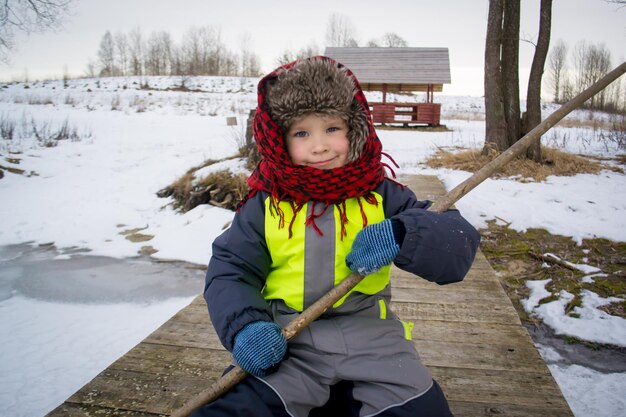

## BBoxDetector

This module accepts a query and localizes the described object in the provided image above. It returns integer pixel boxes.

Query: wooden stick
[171,61,626,417]
[529,251,581,272]
[171,274,365,417]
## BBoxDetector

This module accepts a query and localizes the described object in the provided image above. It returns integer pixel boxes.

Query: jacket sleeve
[380,180,481,285]
[204,193,273,351]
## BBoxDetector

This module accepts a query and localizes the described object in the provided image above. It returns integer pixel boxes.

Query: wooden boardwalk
[47,175,574,417]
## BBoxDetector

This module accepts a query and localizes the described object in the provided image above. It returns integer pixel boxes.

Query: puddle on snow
[0,243,206,303]
[524,323,626,373]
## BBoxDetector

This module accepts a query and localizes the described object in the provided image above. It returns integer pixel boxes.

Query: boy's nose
[310,135,329,153]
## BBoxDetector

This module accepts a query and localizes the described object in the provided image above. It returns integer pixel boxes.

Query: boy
[193,57,480,417]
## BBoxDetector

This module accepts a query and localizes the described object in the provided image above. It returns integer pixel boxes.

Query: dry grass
[555,116,616,130]
[425,146,620,181]
[158,159,249,212]
[443,111,485,122]
[375,124,452,132]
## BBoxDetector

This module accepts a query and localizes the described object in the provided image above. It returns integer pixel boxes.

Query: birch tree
[97,31,115,77]
[548,39,568,103]
[325,13,358,47]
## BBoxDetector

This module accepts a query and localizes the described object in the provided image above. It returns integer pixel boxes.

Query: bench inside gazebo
[324,47,451,126]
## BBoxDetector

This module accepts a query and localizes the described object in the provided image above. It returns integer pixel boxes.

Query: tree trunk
[483,0,508,155]
[502,0,521,149]
[524,0,552,162]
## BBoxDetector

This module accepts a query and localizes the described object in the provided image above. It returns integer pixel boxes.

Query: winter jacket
[204,178,480,352]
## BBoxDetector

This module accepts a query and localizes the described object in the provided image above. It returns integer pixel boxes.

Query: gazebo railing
[369,102,441,126]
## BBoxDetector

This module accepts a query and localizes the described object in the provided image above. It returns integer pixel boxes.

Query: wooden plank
[391,300,521,325]
[409,320,533,346]
[63,368,203,415]
[392,286,513,306]
[448,400,575,417]
[108,343,231,378]
[415,339,548,373]
[47,403,164,417]
[431,366,570,409]
[143,319,223,350]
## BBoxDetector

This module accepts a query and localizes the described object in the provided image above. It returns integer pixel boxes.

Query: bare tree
[548,39,567,103]
[145,31,172,75]
[380,32,408,47]
[181,26,225,75]
[275,49,296,66]
[325,13,358,47]
[524,0,552,161]
[221,50,239,76]
[298,42,321,59]
[501,0,521,149]
[484,0,507,153]
[204,27,224,75]
[0,0,74,63]
[114,32,129,76]
[128,28,144,76]
[181,26,203,75]
[275,42,321,66]
[572,41,614,109]
[84,59,97,78]
[483,0,553,162]
[240,33,261,77]
[97,31,115,77]
[169,45,184,77]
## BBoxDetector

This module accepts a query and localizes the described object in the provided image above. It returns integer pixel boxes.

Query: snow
[525,283,626,348]
[0,296,193,417]
[536,344,626,417]
[1,76,625,417]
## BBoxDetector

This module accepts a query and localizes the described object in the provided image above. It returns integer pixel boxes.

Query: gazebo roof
[323,47,451,93]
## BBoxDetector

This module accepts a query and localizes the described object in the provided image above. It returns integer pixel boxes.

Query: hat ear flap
[347,102,369,162]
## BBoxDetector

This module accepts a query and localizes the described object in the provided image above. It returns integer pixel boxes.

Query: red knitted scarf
[241,59,398,238]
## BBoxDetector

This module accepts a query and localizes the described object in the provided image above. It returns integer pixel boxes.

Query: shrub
[0,114,16,140]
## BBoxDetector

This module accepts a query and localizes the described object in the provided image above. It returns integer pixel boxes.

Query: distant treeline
[89,26,264,78]
[88,23,624,113]
[547,40,624,113]
[86,14,409,80]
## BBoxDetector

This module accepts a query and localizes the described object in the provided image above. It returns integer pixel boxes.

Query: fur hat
[265,58,370,162]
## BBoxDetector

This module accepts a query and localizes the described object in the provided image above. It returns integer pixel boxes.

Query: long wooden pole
[171,61,625,417]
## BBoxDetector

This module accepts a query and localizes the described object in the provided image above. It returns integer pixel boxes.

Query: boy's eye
[294,131,309,138]
[327,127,341,133]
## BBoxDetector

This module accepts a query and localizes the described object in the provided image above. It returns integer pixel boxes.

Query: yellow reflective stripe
[263,191,392,311]
[401,320,414,340]
[263,199,306,311]
[378,299,387,320]
[333,192,390,308]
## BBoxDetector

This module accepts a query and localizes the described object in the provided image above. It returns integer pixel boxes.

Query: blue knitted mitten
[232,321,287,378]
[346,219,401,276]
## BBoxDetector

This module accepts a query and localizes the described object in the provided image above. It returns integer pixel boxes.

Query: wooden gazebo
[324,47,451,126]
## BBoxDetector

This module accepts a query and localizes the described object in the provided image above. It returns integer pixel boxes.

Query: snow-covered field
[1,76,625,417]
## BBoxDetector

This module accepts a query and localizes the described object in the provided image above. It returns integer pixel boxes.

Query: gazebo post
[382,83,388,104]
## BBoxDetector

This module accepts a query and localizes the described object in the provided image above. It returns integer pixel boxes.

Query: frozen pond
[0,244,205,417]
[0,243,205,303]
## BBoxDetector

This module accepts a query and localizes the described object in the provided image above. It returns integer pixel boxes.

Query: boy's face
[284,114,350,170]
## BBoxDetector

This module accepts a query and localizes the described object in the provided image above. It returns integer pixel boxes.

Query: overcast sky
[1,0,624,96]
